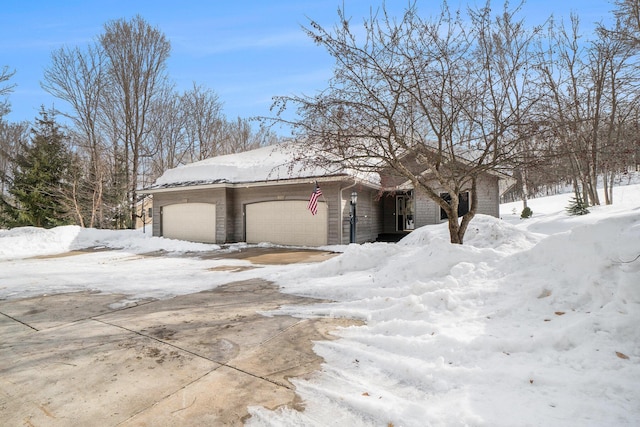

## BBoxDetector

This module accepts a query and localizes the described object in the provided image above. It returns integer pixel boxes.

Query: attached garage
[162,202,217,243]
[245,200,328,246]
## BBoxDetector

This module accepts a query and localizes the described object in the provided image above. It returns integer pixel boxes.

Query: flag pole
[316,180,327,203]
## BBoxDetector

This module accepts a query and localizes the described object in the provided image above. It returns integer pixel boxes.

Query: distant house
[142,143,502,246]
[134,195,153,230]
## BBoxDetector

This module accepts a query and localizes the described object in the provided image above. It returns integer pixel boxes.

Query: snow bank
[0,225,220,260]
[0,226,81,259]
[253,205,640,426]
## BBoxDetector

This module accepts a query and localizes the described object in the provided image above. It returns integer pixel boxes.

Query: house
[134,195,153,231]
[142,143,502,246]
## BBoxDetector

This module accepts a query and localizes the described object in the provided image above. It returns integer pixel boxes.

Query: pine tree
[520,206,533,218]
[566,194,590,216]
[0,108,73,228]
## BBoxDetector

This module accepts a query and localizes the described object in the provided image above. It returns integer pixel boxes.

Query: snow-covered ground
[1,183,639,426]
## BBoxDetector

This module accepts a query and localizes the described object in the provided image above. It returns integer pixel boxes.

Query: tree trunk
[607,171,615,204]
[521,167,529,210]
[447,216,463,244]
[130,144,139,229]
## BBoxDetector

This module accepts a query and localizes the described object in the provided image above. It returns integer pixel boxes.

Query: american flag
[307,182,322,215]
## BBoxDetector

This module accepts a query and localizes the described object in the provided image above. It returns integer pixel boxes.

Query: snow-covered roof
[147,143,380,190]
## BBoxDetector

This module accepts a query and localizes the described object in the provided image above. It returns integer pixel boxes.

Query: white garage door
[246,200,327,246]
[162,203,217,243]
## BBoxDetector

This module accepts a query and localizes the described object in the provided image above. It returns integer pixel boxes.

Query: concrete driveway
[0,248,354,426]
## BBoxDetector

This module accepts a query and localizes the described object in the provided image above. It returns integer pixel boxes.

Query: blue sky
[1,0,615,131]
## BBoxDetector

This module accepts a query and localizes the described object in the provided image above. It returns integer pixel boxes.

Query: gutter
[140,174,381,194]
[139,175,355,194]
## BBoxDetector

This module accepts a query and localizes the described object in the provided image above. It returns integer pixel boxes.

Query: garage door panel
[163,202,217,243]
[246,201,327,246]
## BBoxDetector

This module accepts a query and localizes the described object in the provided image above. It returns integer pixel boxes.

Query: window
[440,191,470,220]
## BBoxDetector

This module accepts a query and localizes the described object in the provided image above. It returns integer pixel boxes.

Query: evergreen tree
[0,108,73,228]
[566,195,590,216]
[521,206,533,219]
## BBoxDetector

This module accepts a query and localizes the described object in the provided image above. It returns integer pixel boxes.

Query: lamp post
[350,191,358,243]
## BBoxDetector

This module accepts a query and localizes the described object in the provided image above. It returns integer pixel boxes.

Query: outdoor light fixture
[350,191,358,243]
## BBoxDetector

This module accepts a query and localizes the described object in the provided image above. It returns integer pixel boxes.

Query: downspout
[339,180,357,244]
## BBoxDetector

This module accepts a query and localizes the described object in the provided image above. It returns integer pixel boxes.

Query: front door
[396,193,415,231]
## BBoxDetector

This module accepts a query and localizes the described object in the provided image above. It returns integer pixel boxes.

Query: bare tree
[608,0,640,49]
[0,66,16,118]
[250,122,281,148]
[0,121,28,196]
[594,24,639,204]
[270,1,538,244]
[224,117,256,154]
[146,85,186,180]
[534,16,594,205]
[42,45,108,227]
[600,0,640,192]
[35,16,276,228]
[181,83,225,161]
[100,106,128,229]
[99,15,171,228]
[469,2,543,213]
[535,13,639,206]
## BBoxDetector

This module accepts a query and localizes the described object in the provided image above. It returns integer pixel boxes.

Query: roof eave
[140,174,381,194]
